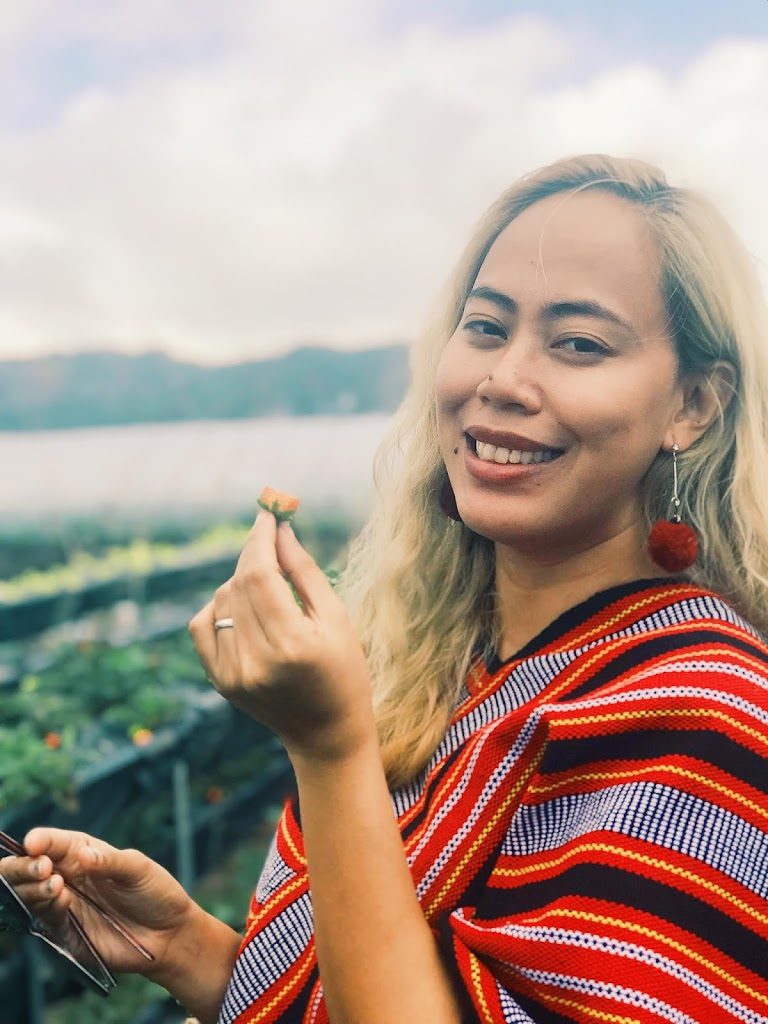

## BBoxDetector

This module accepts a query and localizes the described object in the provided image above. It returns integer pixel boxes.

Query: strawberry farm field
[0,511,354,1024]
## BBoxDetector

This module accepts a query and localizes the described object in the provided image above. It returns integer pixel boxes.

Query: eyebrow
[466,286,637,336]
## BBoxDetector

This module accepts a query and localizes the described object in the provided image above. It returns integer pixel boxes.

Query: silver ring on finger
[214,617,235,630]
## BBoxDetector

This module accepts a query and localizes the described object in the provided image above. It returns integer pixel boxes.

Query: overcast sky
[0,0,766,365]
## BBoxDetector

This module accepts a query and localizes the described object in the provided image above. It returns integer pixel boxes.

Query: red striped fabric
[218,578,768,1024]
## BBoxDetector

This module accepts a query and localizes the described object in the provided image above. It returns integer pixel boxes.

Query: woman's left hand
[188,511,376,765]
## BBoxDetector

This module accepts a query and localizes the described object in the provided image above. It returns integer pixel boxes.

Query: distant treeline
[0,344,409,430]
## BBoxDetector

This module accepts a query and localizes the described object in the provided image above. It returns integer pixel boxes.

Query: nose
[475,345,543,412]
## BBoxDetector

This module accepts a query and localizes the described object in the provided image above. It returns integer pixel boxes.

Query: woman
[2,154,768,1024]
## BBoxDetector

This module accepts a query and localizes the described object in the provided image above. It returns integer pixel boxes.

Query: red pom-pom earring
[648,442,698,571]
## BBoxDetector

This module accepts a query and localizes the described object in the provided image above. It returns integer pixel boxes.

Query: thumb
[275,521,335,616]
[79,843,147,884]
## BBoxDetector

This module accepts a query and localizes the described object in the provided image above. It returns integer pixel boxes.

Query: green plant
[0,724,77,810]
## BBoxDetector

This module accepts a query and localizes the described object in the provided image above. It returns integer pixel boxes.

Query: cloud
[0,4,765,364]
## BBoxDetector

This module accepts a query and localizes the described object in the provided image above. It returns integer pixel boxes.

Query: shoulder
[539,584,768,779]
[558,581,768,700]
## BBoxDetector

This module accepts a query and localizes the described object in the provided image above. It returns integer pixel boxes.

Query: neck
[493,519,674,662]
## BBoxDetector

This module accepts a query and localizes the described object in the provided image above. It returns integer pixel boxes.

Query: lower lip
[463,441,565,482]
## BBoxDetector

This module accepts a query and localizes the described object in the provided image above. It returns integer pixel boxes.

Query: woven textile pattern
[218,578,768,1024]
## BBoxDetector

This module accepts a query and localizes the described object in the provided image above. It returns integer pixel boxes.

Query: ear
[664,360,738,451]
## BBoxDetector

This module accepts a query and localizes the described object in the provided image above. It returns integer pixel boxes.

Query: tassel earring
[648,443,698,571]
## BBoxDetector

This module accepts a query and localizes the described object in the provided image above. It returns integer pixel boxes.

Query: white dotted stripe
[218,893,314,1023]
[504,781,768,897]
[452,914,765,1024]
[511,967,698,1024]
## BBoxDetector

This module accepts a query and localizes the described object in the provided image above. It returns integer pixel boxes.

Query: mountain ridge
[0,344,410,431]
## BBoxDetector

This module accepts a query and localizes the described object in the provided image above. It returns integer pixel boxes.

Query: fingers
[22,828,126,883]
[188,597,218,679]
[24,827,100,865]
[234,512,305,639]
[1,853,70,914]
[275,520,336,618]
[4,831,148,891]
[1,852,51,886]
[77,843,148,885]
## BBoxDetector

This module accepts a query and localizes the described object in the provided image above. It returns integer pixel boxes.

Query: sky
[0,0,766,366]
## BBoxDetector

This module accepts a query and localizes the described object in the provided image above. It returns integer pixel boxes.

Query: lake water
[0,414,395,523]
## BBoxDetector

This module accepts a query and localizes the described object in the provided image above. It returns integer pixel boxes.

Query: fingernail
[45,877,55,895]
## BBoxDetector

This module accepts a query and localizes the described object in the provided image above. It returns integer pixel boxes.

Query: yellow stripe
[403,732,484,851]
[280,809,306,867]
[551,707,768,747]
[494,841,768,929]
[243,942,316,1023]
[545,992,642,1024]
[538,907,768,1009]
[529,764,768,824]
[468,949,496,1024]
[259,874,306,920]
[592,642,768,699]
[424,751,543,918]
[572,593,752,653]
[535,628,765,710]
[565,587,695,648]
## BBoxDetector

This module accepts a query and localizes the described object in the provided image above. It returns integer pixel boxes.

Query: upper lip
[465,425,564,453]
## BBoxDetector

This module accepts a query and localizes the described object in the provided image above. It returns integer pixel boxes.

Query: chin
[461,510,543,547]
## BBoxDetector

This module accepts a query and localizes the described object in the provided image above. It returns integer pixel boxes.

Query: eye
[556,336,610,356]
[463,319,506,339]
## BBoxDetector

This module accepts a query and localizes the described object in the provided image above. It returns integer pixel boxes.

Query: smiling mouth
[465,433,566,466]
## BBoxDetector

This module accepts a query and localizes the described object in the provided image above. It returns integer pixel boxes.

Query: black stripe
[280,968,319,1024]
[513,992,578,1024]
[478,863,768,977]
[537,728,768,797]
[485,577,689,672]
[563,627,767,702]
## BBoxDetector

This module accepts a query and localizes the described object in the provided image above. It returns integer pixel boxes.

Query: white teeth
[472,439,559,465]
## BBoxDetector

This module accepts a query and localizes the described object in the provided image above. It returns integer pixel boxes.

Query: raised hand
[188,511,376,766]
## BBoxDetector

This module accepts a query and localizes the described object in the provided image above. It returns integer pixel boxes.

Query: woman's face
[435,189,686,555]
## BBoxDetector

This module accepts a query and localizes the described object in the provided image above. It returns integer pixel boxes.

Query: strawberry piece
[258,486,300,522]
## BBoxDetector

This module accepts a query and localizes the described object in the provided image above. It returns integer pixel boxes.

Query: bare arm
[146,903,242,1024]
[289,729,464,1024]
[187,513,465,1023]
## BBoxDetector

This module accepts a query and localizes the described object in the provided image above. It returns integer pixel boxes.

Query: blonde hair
[337,154,768,789]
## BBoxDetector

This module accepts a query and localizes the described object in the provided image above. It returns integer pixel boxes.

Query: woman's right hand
[0,827,194,977]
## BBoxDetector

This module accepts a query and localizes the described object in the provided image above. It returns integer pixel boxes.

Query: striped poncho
[218,577,768,1024]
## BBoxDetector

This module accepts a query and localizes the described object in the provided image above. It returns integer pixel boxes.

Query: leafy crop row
[0,524,250,603]
[0,632,205,812]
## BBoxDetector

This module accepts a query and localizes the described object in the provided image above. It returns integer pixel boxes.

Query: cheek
[434,345,468,414]
[560,370,671,448]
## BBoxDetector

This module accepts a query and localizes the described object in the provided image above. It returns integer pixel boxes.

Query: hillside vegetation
[0,344,409,430]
